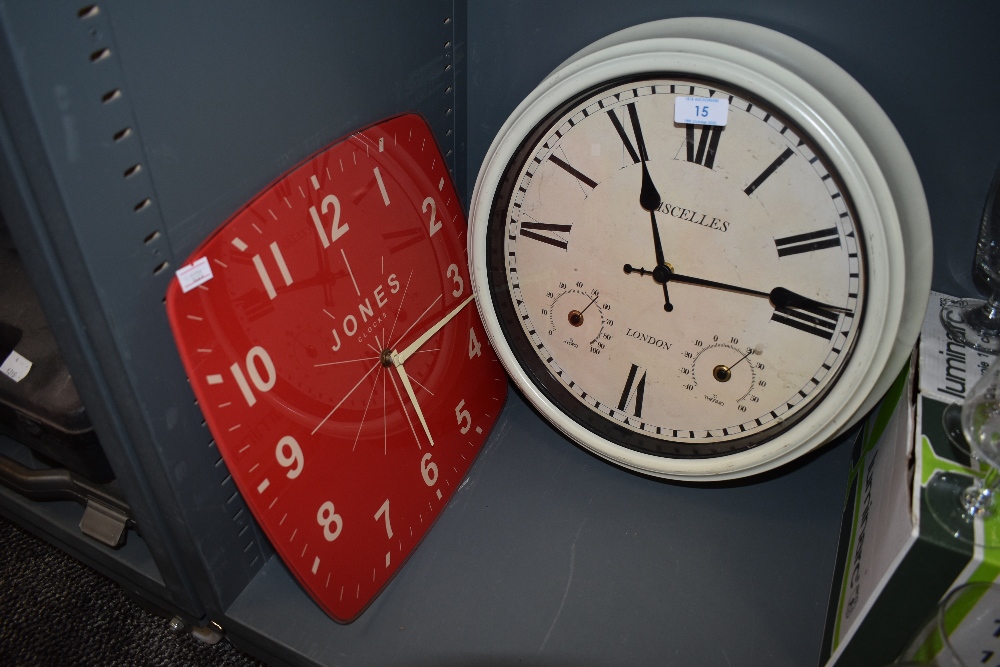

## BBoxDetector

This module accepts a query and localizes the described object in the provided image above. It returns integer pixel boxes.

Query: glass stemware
[940,162,1000,353]
[895,581,1000,666]
[926,355,1000,542]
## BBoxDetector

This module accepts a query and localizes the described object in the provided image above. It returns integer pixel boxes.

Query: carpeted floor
[0,515,267,667]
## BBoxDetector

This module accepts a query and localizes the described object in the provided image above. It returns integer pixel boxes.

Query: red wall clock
[166,114,508,622]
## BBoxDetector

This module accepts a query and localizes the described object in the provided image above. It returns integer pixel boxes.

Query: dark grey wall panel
[105,2,458,258]
[466,1,1000,299]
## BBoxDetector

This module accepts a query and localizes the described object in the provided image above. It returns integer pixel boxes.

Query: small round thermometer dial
[168,114,507,622]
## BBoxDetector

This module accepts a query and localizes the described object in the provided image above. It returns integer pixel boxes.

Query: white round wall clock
[468,17,932,480]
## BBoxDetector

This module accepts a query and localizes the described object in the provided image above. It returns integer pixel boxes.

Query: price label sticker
[176,256,213,293]
[674,97,728,126]
[1,350,32,383]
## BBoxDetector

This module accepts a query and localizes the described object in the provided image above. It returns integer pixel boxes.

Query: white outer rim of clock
[468,18,931,480]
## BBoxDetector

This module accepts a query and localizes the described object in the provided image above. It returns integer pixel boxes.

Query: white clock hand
[389,354,435,446]
[395,293,475,365]
[385,293,476,446]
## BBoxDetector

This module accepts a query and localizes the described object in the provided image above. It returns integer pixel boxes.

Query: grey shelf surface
[223,390,855,667]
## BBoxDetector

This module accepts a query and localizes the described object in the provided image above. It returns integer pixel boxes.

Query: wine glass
[925,354,1000,543]
[895,581,1000,665]
[940,162,1000,353]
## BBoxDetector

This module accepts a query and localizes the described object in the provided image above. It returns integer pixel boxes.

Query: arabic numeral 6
[230,346,276,407]
[317,501,343,541]
[421,452,438,486]
[455,399,472,434]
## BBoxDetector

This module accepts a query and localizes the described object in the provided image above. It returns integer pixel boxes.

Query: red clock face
[166,114,508,622]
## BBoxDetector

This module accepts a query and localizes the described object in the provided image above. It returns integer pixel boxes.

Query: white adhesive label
[1,350,31,383]
[674,96,728,126]
[176,257,214,293]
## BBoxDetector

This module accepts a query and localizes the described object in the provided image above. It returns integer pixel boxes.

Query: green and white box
[821,292,1000,666]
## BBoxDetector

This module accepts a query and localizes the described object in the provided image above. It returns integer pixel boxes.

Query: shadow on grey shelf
[508,382,861,490]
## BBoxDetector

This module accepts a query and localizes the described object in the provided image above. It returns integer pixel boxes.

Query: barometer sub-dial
[683,340,762,408]
[544,282,614,352]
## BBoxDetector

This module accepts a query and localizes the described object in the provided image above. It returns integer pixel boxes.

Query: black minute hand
[627,104,673,312]
[621,264,850,314]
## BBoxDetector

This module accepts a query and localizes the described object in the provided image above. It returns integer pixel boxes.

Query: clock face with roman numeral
[484,74,865,459]
[167,114,507,622]
[470,18,933,480]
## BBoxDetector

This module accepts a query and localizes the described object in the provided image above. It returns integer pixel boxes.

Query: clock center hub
[380,349,394,368]
[652,264,673,285]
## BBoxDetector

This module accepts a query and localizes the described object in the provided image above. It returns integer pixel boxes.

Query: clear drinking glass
[940,162,1000,353]
[926,354,1000,542]
[895,581,1000,665]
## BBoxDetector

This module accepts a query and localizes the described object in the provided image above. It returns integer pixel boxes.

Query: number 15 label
[674,96,729,127]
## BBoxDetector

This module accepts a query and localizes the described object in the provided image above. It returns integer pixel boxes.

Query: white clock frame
[469,17,931,480]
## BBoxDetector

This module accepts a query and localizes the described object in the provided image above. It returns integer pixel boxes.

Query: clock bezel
[469,18,931,480]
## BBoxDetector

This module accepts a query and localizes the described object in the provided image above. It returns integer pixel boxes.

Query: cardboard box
[820,293,1000,666]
